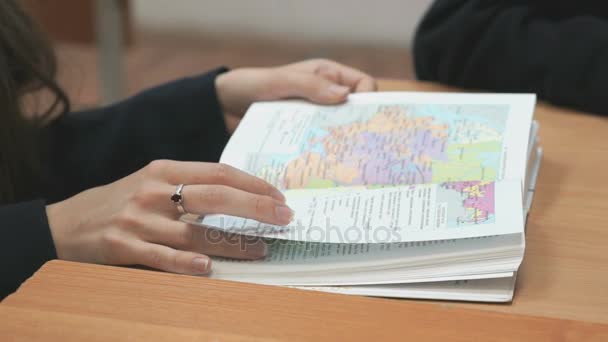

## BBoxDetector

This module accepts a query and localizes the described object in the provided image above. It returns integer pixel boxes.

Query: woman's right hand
[45,160,292,275]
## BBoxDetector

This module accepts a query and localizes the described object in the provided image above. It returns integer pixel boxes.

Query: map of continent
[278,104,508,190]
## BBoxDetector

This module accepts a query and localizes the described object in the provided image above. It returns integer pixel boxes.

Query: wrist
[45,200,71,260]
[214,71,232,115]
[215,71,243,134]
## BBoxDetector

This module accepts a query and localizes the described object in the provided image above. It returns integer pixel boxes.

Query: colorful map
[438,181,496,226]
[244,103,509,226]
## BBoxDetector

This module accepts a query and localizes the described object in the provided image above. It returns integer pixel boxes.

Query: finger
[313,60,377,92]
[129,239,212,275]
[140,217,268,260]
[146,160,285,202]
[314,64,342,84]
[272,71,350,104]
[352,76,377,92]
[182,184,294,225]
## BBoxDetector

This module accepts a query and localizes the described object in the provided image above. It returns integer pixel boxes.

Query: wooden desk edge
[0,260,608,337]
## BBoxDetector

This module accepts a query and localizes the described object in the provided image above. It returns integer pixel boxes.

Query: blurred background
[22,0,432,109]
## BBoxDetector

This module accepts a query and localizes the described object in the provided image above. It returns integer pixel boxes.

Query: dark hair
[0,0,70,204]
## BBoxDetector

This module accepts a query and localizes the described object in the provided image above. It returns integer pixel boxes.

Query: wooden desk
[2,80,608,341]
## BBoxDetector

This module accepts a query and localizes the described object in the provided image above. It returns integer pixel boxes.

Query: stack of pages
[189,92,542,302]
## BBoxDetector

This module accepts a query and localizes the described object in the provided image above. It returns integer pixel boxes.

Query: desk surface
[2,79,608,341]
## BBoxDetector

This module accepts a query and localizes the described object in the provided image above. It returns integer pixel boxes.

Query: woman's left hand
[215,59,377,133]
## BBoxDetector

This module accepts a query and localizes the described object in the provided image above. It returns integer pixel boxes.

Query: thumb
[274,71,350,104]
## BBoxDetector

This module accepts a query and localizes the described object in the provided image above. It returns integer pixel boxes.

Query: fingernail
[192,257,210,273]
[328,84,349,97]
[270,188,286,203]
[275,205,294,224]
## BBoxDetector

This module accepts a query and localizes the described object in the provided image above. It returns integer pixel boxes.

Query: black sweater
[414,0,608,115]
[1,68,229,299]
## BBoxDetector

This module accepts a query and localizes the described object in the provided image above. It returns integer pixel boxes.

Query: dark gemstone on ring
[171,193,182,203]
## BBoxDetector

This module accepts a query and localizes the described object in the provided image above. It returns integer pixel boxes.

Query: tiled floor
[55,31,414,108]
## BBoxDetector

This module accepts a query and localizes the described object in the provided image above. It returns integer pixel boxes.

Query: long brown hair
[0,0,70,204]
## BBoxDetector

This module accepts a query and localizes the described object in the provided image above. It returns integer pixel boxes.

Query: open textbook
[186,92,541,302]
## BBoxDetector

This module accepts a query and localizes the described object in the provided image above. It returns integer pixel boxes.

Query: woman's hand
[46,160,291,275]
[215,59,377,133]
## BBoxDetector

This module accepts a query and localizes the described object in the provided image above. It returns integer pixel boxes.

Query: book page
[221,92,535,187]
[202,180,524,243]
[208,230,524,285]
[209,233,523,278]
[197,92,534,242]
[525,147,542,214]
[296,276,516,302]
[233,234,522,267]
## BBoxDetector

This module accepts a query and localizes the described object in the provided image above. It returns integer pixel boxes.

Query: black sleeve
[1,68,230,299]
[1,201,56,299]
[413,0,608,115]
[46,67,230,201]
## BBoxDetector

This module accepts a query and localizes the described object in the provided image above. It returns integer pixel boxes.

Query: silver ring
[171,184,187,214]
